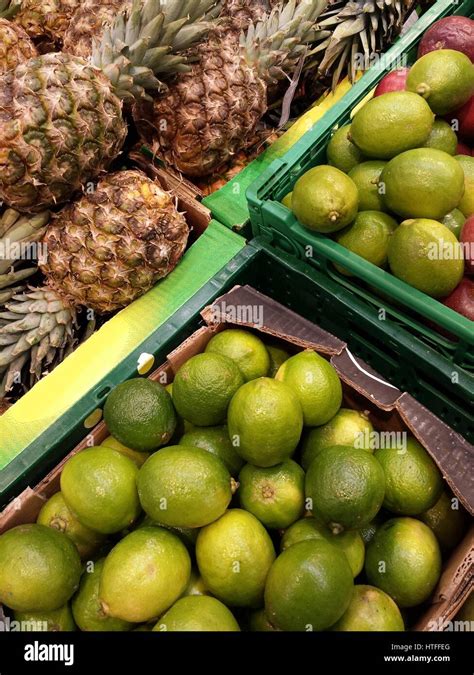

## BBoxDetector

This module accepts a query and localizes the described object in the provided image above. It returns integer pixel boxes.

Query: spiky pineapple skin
[14,0,79,45]
[63,0,128,59]
[152,41,267,177]
[220,0,270,32]
[41,170,189,313]
[0,18,37,74]
[0,52,127,212]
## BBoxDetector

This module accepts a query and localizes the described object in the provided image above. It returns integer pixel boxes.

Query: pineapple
[0,0,217,213]
[308,0,416,89]
[149,0,327,177]
[13,0,79,47]
[63,0,128,59]
[42,170,189,313]
[0,169,189,395]
[0,0,37,74]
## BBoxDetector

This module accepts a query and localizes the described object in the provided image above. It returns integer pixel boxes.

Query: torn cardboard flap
[414,525,473,630]
[202,285,346,356]
[398,395,474,514]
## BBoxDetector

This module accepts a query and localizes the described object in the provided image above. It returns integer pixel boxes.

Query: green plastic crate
[247,0,474,378]
[1,238,472,507]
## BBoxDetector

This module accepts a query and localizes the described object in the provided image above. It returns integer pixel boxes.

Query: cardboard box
[1,285,472,631]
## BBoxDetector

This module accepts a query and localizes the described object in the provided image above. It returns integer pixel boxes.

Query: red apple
[443,278,474,322]
[460,216,474,275]
[418,16,474,62]
[456,142,472,156]
[374,68,409,97]
[447,96,474,146]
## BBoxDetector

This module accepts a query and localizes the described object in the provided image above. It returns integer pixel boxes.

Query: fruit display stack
[0,0,473,647]
[284,14,474,326]
[0,0,418,402]
[0,325,472,632]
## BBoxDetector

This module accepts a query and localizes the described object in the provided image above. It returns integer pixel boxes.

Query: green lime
[196,509,276,608]
[292,165,359,233]
[350,92,434,159]
[72,559,132,632]
[442,208,466,239]
[423,119,458,154]
[100,527,191,623]
[281,516,365,577]
[301,408,374,470]
[37,491,104,559]
[380,148,465,220]
[306,446,385,532]
[0,524,81,612]
[264,539,354,631]
[227,377,303,467]
[331,585,404,631]
[348,161,388,212]
[14,604,76,632]
[456,155,474,217]
[154,596,240,632]
[138,445,233,528]
[100,435,150,467]
[387,218,464,297]
[281,192,293,208]
[365,517,441,608]
[104,378,176,452]
[275,350,342,426]
[238,460,305,529]
[205,329,270,381]
[60,446,141,534]
[178,425,243,476]
[327,124,365,173]
[266,343,290,377]
[248,609,280,631]
[172,353,244,426]
[335,211,398,275]
[375,436,443,515]
[419,491,469,551]
[407,50,474,115]
[181,568,210,597]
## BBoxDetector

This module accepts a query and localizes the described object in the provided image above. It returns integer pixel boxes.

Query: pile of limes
[0,329,468,632]
[286,48,474,308]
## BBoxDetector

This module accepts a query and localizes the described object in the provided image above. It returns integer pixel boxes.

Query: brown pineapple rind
[0,52,127,213]
[0,18,37,74]
[63,0,128,59]
[13,0,79,45]
[152,41,267,177]
[40,170,189,313]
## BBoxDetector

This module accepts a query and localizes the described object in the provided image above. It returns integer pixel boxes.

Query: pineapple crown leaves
[0,209,49,288]
[0,0,21,19]
[309,0,413,86]
[92,0,220,101]
[0,286,77,396]
[242,0,328,83]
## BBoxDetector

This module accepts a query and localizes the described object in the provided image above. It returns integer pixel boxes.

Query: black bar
[0,632,471,674]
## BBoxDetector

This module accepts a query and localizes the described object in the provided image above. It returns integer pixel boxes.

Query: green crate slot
[247,0,474,374]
